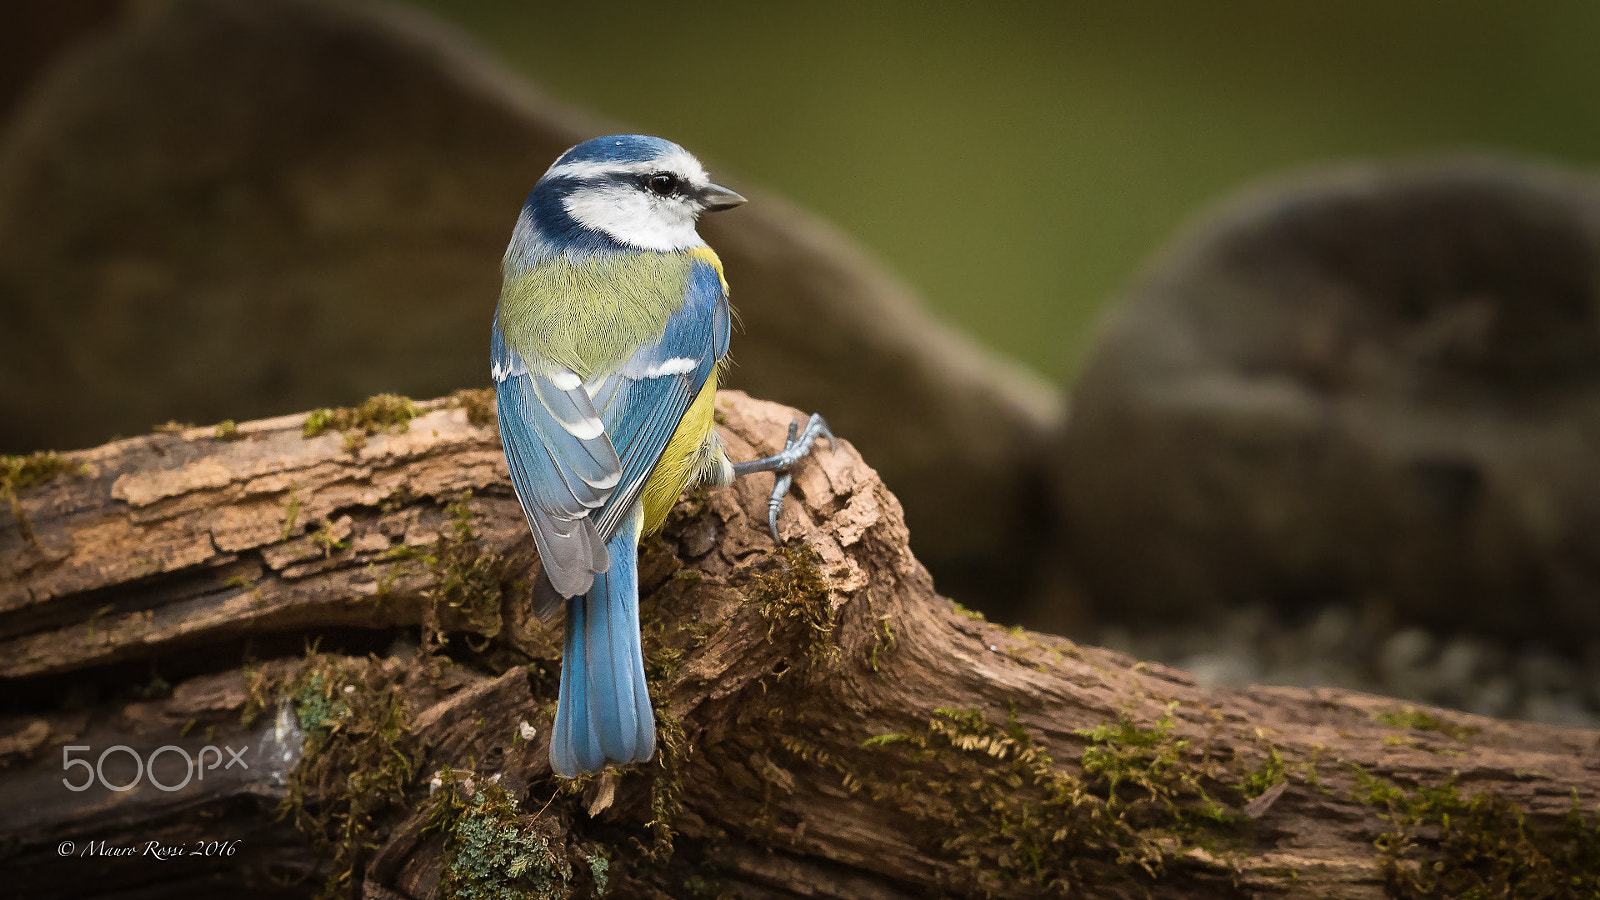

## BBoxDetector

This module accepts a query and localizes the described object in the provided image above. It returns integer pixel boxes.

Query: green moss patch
[1351,767,1600,898]
[1239,745,1287,800]
[281,493,303,541]
[1,450,84,496]
[950,600,987,622]
[2,450,86,539]
[1374,705,1481,743]
[421,491,505,649]
[449,388,497,427]
[643,711,690,859]
[747,544,837,669]
[1075,711,1230,825]
[304,393,420,439]
[859,706,1245,898]
[245,655,421,900]
[597,583,695,861]
[867,603,896,672]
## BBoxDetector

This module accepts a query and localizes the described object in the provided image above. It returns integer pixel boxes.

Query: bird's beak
[699,182,747,212]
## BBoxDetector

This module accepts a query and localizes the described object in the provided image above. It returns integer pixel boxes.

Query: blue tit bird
[492,135,831,778]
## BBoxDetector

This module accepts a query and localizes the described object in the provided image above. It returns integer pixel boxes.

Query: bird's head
[530,135,746,253]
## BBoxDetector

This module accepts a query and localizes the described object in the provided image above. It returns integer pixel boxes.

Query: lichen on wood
[427,771,578,900]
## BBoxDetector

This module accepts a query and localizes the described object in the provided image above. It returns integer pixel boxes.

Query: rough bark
[2,390,1598,900]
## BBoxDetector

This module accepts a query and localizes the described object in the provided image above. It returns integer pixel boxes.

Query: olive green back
[497,251,695,379]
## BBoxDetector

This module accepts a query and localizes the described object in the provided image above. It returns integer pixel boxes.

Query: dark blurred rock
[1051,157,1600,645]
[0,0,1058,613]
[0,0,126,125]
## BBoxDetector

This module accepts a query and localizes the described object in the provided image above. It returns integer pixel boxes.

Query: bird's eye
[648,173,678,196]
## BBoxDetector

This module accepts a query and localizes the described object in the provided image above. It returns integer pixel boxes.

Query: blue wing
[593,258,729,539]
[493,256,729,601]
[493,322,618,600]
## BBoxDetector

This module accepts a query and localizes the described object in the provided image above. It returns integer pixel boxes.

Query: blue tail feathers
[550,513,655,777]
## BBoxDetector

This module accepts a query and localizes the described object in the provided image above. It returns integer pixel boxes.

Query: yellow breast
[638,367,722,536]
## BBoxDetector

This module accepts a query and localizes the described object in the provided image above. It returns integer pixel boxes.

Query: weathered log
[3,391,1599,899]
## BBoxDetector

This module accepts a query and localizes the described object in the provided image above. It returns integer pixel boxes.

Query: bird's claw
[764,422,799,540]
[732,413,833,541]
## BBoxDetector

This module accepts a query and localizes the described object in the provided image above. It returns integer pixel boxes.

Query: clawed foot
[731,413,833,541]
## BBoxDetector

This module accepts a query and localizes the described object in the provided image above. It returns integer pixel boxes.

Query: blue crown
[555,134,683,168]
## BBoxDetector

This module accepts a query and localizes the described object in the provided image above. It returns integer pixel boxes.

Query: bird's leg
[732,414,833,541]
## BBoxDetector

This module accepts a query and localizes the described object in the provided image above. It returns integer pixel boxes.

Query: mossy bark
[3,391,1599,899]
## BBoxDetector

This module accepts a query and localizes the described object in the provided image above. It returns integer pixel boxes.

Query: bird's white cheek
[563,189,704,252]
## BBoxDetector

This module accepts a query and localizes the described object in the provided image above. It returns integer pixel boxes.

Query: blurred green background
[404,0,1600,381]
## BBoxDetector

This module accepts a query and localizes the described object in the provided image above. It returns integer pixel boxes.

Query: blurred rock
[1305,604,1354,656]
[1432,635,1482,688]
[0,0,1058,612]
[1379,628,1436,682]
[1181,652,1258,690]
[0,1,126,124]
[1053,157,1600,645]
[1515,646,1578,695]
[1466,675,1516,720]
[1093,597,1600,728]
